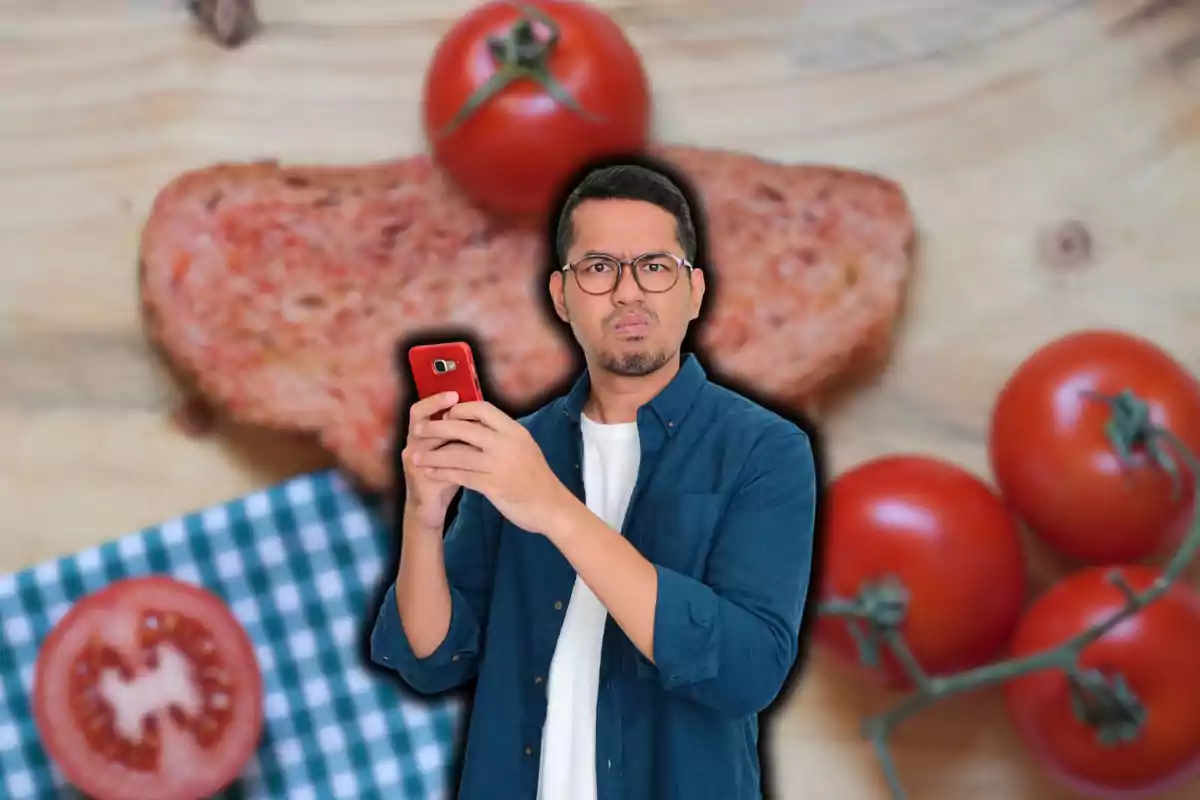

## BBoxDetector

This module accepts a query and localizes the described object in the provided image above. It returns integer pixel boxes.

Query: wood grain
[2,1,1199,798]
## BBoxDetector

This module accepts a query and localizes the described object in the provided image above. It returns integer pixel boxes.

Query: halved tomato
[33,575,264,800]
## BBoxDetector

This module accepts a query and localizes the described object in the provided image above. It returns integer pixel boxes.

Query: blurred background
[2,1,1199,798]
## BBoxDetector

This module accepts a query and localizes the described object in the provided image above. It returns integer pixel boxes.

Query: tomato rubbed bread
[33,576,263,800]
[138,146,915,491]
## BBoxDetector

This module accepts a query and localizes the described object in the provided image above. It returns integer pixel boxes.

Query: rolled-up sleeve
[650,426,817,718]
[369,487,497,695]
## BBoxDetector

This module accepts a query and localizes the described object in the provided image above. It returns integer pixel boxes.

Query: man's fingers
[409,391,460,426]
[401,442,475,471]
[414,445,490,473]
[406,392,462,446]
[406,429,454,453]
[424,467,483,493]
[445,401,515,432]
[418,419,494,450]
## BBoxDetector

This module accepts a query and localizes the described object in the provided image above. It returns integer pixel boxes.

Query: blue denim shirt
[369,353,818,800]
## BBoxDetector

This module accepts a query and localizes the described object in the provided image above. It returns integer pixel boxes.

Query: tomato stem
[815,389,1200,800]
[435,3,604,140]
[1065,667,1145,746]
[1084,388,1185,501]
[821,577,933,689]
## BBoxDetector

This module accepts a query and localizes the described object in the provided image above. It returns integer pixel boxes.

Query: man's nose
[612,265,644,302]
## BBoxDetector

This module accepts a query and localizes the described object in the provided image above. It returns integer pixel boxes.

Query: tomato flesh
[1005,566,1200,797]
[814,454,1028,689]
[422,0,651,220]
[33,576,263,800]
[989,329,1200,565]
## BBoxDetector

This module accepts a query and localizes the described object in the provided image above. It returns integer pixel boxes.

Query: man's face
[550,198,705,377]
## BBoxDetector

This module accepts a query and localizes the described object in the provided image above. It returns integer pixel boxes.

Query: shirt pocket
[641,491,725,580]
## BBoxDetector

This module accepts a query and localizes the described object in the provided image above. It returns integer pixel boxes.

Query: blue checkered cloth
[0,469,462,799]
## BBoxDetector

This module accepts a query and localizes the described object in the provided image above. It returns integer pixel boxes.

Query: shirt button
[525,746,534,756]
[450,654,459,662]
[534,676,544,685]
[667,420,674,428]
[553,600,563,611]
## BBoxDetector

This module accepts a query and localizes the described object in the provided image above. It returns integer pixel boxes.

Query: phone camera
[433,358,456,374]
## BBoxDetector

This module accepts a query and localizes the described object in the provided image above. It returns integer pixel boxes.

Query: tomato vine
[818,388,1200,799]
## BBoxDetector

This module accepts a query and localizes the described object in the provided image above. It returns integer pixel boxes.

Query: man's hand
[398,391,478,531]
[411,401,577,535]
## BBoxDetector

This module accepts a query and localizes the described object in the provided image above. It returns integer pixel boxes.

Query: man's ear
[549,272,570,322]
[688,268,706,321]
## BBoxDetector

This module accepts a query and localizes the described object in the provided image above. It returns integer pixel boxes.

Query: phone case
[408,342,484,420]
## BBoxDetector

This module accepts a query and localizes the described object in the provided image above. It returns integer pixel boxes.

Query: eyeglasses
[561,252,694,295]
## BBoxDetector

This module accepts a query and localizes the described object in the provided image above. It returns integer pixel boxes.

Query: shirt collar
[561,352,707,436]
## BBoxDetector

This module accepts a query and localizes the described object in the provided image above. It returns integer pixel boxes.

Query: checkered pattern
[0,469,462,799]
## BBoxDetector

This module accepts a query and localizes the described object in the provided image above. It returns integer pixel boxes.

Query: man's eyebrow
[575,250,678,260]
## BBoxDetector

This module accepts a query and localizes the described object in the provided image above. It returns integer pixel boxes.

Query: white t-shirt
[536,413,641,800]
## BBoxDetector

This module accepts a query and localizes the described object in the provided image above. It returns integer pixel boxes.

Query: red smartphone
[408,341,484,420]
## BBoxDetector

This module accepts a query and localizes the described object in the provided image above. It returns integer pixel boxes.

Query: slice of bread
[139,146,916,491]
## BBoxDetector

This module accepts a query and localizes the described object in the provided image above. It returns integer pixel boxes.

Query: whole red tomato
[34,576,263,800]
[814,454,1028,690]
[422,0,651,219]
[989,329,1200,565]
[1005,565,1200,797]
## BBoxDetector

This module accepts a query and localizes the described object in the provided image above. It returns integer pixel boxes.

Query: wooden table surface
[3,0,1200,797]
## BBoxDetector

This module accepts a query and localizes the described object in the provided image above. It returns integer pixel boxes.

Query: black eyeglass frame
[560,252,696,295]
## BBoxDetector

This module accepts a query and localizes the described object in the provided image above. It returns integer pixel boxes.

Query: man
[369,162,817,800]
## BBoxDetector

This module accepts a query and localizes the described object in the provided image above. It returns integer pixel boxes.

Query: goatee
[599,348,673,377]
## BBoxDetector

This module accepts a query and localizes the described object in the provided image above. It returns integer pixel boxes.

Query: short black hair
[554,163,698,265]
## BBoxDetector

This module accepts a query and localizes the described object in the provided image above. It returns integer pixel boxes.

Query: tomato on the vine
[1005,565,1200,797]
[33,576,264,800]
[989,329,1200,565]
[813,454,1028,690]
[421,0,651,220]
